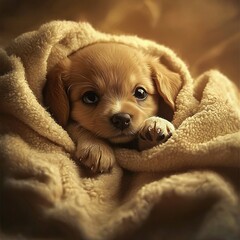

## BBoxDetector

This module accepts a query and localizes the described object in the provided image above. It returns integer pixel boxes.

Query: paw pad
[138,117,175,151]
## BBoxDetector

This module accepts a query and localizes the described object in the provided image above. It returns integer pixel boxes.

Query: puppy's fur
[43,43,181,172]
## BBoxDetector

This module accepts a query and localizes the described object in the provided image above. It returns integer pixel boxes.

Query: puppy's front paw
[138,117,175,151]
[75,140,115,173]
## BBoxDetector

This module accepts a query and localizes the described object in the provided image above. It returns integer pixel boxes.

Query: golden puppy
[43,43,181,172]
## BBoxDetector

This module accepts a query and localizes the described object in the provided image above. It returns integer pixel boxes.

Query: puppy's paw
[75,140,115,173]
[138,116,175,151]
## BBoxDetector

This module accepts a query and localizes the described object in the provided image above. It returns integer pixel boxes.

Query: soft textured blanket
[0,21,239,240]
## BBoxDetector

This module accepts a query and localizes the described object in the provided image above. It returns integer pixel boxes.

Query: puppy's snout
[111,113,131,130]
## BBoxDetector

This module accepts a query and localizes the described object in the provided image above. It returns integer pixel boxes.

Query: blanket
[0,20,240,240]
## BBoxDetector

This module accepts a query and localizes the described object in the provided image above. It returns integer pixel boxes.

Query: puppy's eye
[82,91,99,104]
[134,87,148,100]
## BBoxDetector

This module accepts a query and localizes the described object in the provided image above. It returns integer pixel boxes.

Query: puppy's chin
[108,134,136,144]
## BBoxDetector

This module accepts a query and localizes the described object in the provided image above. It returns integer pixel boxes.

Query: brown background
[0,0,239,88]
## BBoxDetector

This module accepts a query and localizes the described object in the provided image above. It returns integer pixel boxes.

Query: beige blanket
[0,21,240,240]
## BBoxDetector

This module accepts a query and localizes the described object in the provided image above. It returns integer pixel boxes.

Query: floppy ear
[150,58,182,110]
[43,65,70,127]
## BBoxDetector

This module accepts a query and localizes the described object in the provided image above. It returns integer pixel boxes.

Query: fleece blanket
[0,21,240,240]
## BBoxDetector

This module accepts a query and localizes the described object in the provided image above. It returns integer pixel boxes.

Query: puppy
[43,43,181,172]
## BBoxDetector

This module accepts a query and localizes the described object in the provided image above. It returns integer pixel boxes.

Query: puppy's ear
[43,62,70,127]
[150,58,182,110]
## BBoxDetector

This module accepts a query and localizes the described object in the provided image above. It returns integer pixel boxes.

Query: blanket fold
[0,20,239,240]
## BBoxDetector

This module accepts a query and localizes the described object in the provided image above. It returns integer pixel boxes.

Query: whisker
[67,74,93,95]
[73,74,91,81]
[67,83,82,95]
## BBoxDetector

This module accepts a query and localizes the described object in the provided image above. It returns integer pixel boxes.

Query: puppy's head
[43,43,181,143]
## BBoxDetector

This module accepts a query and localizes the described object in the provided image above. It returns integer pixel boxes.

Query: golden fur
[43,43,181,172]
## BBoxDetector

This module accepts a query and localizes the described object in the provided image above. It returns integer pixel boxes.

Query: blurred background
[0,0,239,88]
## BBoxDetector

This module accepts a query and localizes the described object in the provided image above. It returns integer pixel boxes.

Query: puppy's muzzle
[110,113,131,130]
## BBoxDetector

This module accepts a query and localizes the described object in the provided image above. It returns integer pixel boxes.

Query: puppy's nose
[111,113,131,130]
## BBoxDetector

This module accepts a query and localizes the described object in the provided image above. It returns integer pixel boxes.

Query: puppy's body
[44,43,181,172]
